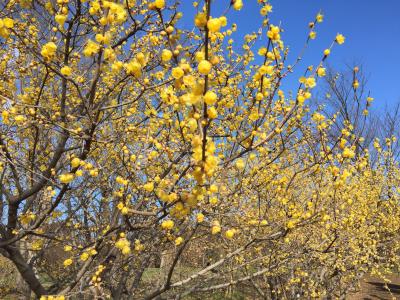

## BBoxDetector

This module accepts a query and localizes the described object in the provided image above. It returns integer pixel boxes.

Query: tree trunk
[5,245,47,297]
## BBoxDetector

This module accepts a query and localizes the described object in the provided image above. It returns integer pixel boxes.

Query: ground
[348,274,400,300]
[1,257,400,299]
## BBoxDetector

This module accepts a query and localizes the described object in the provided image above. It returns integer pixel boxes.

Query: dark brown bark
[5,246,47,297]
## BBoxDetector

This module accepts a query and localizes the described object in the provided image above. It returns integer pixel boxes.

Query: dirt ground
[348,274,400,300]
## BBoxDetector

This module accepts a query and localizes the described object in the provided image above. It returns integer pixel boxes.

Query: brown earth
[348,274,400,300]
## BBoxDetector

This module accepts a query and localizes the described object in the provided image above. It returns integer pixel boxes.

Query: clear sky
[179,0,400,109]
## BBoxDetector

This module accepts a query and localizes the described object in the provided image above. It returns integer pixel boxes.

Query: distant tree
[379,102,400,160]
[314,64,379,157]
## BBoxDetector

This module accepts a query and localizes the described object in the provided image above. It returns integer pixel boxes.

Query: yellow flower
[219,16,227,27]
[211,221,221,235]
[154,0,165,9]
[304,77,316,88]
[256,93,263,101]
[335,33,345,45]
[286,220,296,229]
[342,148,355,159]
[134,239,144,251]
[143,182,154,192]
[122,246,131,255]
[171,67,184,79]
[161,219,174,230]
[41,42,57,60]
[32,240,43,251]
[0,26,10,39]
[260,4,272,16]
[312,112,325,123]
[3,18,14,28]
[83,40,100,57]
[161,49,173,62]
[63,258,73,267]
[104,48,115,61]
[309,31,317,40]
[198,60,212,75]
[233,0,243,10]
[316,13,324,23]
[322,214,330,222]
[209,184,218,193]
[59,173,74,184]
[2,110,9,124]
[175,237,184,246]
[95,33,104,43]
[111,61,124,73]
[14,115,26,124]
[194,13,207,28]
[71,157,81,168]
[196,213,204,223]
[64,245,72,252]
[80,252,89,261]
[207,107,218,119]
[209,196,218,205]
[317,67,326,77]
[204,91,217,105]
[116,176,128,185]
[267,25,280,41]
[323,49,331,56]
[55,14,67,26]
[225,229,235,239]
[115,237,130,250]
[108,2,127,23]
[207,18,221,33]
[60,66,72,76]
[235,158,245,170]
[0,18,10,38]
[125,60,142,77]
[186,118,198,132]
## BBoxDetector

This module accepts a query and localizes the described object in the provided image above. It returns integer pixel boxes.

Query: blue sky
[179,0,400,109]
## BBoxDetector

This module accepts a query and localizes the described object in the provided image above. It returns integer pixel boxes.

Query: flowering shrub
[0,0,399,298]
